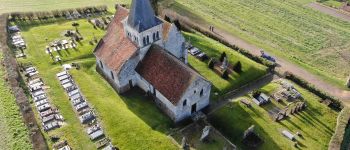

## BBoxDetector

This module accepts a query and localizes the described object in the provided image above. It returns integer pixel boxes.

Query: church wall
[174,77,211,122]
[118,54,140,91]
[163,25,187,63]
[135,74,178,121]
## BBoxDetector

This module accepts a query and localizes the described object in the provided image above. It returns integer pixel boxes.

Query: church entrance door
[191,103,197,114]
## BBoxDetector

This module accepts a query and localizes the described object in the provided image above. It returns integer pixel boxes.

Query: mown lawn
[164,0,350,89]
[209,81,339,150]
[0,53,32,149]
[0,0,129,14]
[184,32,267,100]
[15,17,177,149]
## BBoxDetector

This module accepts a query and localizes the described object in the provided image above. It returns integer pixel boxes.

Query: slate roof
[136,45,198,105]
[127,0,162,32]
[94,6,138,73]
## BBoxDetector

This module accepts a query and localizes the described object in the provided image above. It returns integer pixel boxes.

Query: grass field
[163,0,350,89]
[0,0,129,14]
[15,17,177,149]
[0,53,32,149]
[184,32,267,100]
[209,81,339,150]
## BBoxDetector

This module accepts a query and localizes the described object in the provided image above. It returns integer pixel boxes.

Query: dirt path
[308,2,350,22]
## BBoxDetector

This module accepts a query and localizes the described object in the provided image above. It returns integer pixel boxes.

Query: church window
[156,31,159,40]
[110,71,114,80]
[147,36,150,44]
[153,33,156,41]
[183,99,187,106]
[200,89,204,97]
[194,90,196,94]
[100,60,103,69]
[143,37,146,46]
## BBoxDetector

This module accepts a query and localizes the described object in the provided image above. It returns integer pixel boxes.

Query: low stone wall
[329,107,350,150]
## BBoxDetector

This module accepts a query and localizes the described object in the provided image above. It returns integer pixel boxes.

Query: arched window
[183,99,187,106]
[156,31,159,40]
[147,36,150,44]
[110,71,114,80]
[143,37,146,46]
[153,33,156,41]
[200,89,204,97]
[100,60,103,69]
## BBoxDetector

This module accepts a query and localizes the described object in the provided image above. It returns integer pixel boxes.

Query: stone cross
[221,57,228,70]
[200,126,211,142]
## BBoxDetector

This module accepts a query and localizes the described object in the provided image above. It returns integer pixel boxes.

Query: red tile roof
[136,45,197,105]
[94,6,138,73]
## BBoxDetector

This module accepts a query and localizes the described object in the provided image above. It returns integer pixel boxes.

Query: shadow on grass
[208,102,281,150]
[119,88,175,133]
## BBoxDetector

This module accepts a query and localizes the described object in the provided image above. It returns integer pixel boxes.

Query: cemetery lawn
[0,53,32,150]
[184,32,268,100]
[0,0,128,14]
[15,18,177,149]
[208,81,339,150]
[163,0,350,89]
[318,0,345,8]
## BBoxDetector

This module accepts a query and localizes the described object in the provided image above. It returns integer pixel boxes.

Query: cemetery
[21,65,65,132]
[208,80,339,149]
[184,32,268,100]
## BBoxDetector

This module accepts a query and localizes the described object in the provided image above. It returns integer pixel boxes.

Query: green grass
[164,0,350,89]
[0,53,32,149]
[15,18,177,149]
[0,0,129,14]
[318,0,345,8]
[184,32,267,100]
[209,81,339,150]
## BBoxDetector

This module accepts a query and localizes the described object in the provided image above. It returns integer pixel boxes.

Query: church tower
[122,0,163,48]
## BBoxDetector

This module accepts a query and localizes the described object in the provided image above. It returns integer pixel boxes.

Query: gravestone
[200,126,211,142]
[181,137,189,150]
[347,76,350,88]
[221,57,228,70]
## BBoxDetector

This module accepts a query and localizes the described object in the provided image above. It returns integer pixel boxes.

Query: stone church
[94,0,211,122]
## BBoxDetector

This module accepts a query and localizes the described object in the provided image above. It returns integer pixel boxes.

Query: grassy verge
[0,53,32,149]
[0,0,129,14]
[184,32,267,100]
[318,0,345,8]
[209,81,339,149]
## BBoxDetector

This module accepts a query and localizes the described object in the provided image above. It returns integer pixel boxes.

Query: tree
[233,61,242,73]
[164,15,171,22]
[222,69,229,79]
[173,20,182,31]
[208,58,215,69]
[252,90,261,98]
[219,52,226,62]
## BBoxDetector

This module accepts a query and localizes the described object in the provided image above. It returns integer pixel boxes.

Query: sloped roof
[94,6,138,73]
[136,45,198,105]
[127,0,162,32]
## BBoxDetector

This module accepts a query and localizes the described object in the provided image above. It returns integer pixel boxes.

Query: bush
[219,52,226,62]
[208,58,215,69]
[222,69,229,79]
[233,61,242,73]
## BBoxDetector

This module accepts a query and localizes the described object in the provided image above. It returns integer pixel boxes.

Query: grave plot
[56,70,116,150]
[171,120,236,150]
[23,65,65,132]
